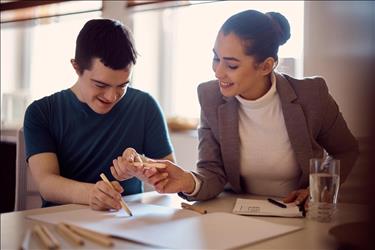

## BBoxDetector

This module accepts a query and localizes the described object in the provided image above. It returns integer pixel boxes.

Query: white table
[1,191,369,249]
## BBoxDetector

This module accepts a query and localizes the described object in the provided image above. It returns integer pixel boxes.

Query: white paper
[28,203,302,249]
[233,198,303,218]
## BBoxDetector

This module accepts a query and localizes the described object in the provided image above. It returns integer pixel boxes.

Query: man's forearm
[38,174,94,205]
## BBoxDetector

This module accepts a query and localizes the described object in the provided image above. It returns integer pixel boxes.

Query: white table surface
[1,191,369,249]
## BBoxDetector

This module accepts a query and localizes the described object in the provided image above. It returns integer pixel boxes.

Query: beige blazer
[184,72,359,201]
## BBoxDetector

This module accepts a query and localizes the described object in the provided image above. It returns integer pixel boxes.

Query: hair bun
[266,12,291,46]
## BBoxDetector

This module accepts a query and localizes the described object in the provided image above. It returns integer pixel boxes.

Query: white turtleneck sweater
[234,73,300,197]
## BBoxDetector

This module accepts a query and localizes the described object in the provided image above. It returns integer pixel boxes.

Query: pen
[100,173,133,216]
[267,198,287,208]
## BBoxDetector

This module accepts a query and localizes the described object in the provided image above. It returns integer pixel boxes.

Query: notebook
[233,198,303,218]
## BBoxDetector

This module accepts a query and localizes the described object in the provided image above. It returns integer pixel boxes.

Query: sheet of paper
[233,198,303,218]
[29,203,302,249]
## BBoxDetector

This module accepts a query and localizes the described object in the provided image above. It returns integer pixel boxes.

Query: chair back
[14,128,41,210]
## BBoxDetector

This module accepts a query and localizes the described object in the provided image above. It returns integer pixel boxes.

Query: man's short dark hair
[74,19,137,74]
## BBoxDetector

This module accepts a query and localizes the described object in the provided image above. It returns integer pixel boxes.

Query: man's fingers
[98,181,122,201]
[110,166,121,180]
[111,181,124,193]
[135,154,143,164]
[122,148,138,162]
[93,183,121,210]
[91,196,113,211]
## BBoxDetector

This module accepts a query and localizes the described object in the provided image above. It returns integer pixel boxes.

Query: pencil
[66,223,114,247]
[134,154,166,169]
[56,223,84,246]
[181,202,207,214]
[100,173,133,216]
[40,225,60,249]
[33,224,58,250]
[133,162,166,169]
[20,228,32,250]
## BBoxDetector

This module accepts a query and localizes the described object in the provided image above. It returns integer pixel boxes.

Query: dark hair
[74,19,137,74]
[220,10,290,63]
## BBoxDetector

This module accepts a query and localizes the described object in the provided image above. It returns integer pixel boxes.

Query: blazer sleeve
[180,83,227,201]
[316,79,359,183]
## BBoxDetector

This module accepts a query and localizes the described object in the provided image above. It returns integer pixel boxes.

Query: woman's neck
[240,74,272,100]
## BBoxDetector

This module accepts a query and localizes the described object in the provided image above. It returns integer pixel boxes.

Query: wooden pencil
[100,173,133,216]
[133,162,166,169]
[181,202,207,214]
[40,225,60,249]
[33,224,57,250]
[56,223,84,246]
[66,223,114,247]
[135,154,166,169]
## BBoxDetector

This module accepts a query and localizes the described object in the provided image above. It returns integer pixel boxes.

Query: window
[130,1,304,119]
[1,1,101,127]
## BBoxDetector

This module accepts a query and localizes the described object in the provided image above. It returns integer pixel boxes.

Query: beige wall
[304,1,374,137]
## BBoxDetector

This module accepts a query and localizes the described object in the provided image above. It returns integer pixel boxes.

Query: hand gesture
[143,160,195,194]
[283,188,310,212]
[89,180,124,211]
[110,148,145,181]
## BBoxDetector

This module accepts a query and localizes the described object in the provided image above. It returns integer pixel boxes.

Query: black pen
[267,198,287,208]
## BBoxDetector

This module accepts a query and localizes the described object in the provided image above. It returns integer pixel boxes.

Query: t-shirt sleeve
[23,100,57,161]
[143,94,173,159]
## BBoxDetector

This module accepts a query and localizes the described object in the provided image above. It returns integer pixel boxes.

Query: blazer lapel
[276,73,314,186]
[218,97,242,192]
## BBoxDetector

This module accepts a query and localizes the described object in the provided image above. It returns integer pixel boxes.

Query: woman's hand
[283,188,310,212]
[89,180,124,211]
[143,160,195,194]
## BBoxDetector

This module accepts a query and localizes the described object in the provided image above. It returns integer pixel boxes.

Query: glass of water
[308,157,340,222]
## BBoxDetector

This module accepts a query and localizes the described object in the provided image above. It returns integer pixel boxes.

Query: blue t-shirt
[24,87,173,207]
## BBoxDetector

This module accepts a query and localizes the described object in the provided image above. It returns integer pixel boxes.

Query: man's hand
[89,180,124,211]
[111,148,170,186]
[110,148,145,181]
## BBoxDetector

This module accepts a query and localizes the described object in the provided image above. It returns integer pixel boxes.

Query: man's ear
[71,59,81,75]
[259,57,275,76]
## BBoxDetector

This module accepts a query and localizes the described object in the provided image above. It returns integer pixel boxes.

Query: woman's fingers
[146,172,169,186]
[283,189,310,205]
[283,190,298,203]
[295,189,309,205]
[155,178,169,193]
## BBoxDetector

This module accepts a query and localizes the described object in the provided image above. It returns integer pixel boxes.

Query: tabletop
[1,191,369,249]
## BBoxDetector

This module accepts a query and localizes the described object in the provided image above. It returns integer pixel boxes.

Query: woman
[111,10,358,208]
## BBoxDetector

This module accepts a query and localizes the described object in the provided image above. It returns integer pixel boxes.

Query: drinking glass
[308,157,340,222]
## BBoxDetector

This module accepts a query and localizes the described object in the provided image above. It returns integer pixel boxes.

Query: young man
[24,19,174,210]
